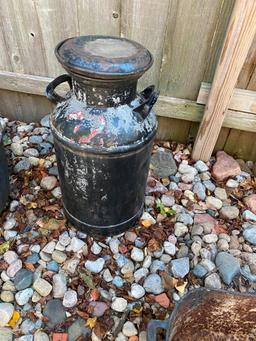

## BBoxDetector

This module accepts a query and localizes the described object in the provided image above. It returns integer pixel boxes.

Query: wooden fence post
[192,0,256,161]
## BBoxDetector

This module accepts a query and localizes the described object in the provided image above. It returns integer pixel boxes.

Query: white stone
[11,142,23,156]
[3,251,18,265]
[103,269,113,282]
[226,179,239,188]
[206,196,222,210]
[42,241,56,254]
[109,238,120,254]
[3,218,16,230]
[111,297,127,312]
[0,303,14,327]
[33,278,52,297]
[63,290,77,308]
[66,237,85,252]
[174,222,188,237]
[59,231,71,247]
[15,288,33,306]
[203,234,218,244]
[40,176,57,190]
[134,268,149,282]
[52,272,67,298]
[130,284,145,299]
[91,242,102,255]
[163,241,176,255]
[142,255,152,268]
[131,247,144,262]
[34,331,50,341]
[7,259,22,278]
[51,187,62,199]
[161,195,175,207]
[122,321,138,337]
[85,258,105,273]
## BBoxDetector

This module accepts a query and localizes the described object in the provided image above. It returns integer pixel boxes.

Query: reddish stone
[129,337,139,341]
[213,223,228,234]
[243,194,256,214]
[52,333,68,341]
[154,293,170,308]
[194,213,216,227]
[212,151,241,181]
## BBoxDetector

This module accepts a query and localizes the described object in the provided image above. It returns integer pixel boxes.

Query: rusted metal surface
[0,122,9,213]
[148,288,256,341]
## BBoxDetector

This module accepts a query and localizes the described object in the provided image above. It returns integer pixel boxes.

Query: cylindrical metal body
[46,36,158,236]
[0,125,9,213]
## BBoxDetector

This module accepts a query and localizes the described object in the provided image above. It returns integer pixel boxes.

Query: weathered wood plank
[159,0,231,100]
[121,0,170,88]
[237,33,256,89]
[192,0,256,161]
[77,0,121,36]
[2,71,256,132]
[34,0,79,77]
[197,82,256,114]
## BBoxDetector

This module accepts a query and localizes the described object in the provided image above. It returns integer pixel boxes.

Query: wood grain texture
[77,0,120,36]
[121,0,170,88]
[192,0,256,161]
[159,0,232,100]
[197,82,256,114]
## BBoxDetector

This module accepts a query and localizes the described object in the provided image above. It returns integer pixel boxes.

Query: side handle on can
[147,320,169,341]
[133,85,159,120]
[46,74,72,104]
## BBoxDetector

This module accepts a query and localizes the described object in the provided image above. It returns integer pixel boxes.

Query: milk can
[46,35,158,236]
[0,123,9,213]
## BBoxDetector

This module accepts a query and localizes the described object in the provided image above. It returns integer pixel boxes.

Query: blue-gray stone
[151,150,177,178]
[112,276,124,288]
[68,318,90,341]
[192,264,208,278]
[143,274,164,294]
[241,265,256,282]
[39,142,53,155]
[14,159,31,173]
[26,253,39,264]
[135,237,145,248]
[47,261,59,272]
[150,260,166,273]
[43,299,66,328]
[171,257,190,278]
[193,182,206,201]
[48,166,59,176]
[215,252,240,285]
[243,225,256,245]
[14,269,34,290]
[29,135,43,144]
[203,180,216,192]
[177,213,193,225]
[116,254,128,268]
[40,115,50,128]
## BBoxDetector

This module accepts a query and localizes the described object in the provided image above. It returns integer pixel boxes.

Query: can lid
[55,35,153,80]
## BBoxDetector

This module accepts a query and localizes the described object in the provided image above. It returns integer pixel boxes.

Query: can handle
[46,74,72,104]
[147,320,169,341]
[133,85,159,120]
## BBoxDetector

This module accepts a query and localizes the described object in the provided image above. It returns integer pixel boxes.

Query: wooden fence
[1,0,256,160]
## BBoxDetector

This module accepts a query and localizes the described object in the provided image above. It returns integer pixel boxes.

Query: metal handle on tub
[46,74,72,104]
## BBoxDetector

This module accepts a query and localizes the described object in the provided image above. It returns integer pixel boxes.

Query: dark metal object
[148,288,256,341]
[0,124,9,213]
[46,35,158,236]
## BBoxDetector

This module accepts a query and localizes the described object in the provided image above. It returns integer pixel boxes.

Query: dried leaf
[141,219,152,228]
[86,317,97,329]
[0,241,10,255]
[79,269,95,289]
[27,202,37,209]
[132,304,143,315]
[160,272,176,289]
[175,280,187,294]
[90,288,99,301]
[7,310,20,327]
[43,204,60,212]
[148,238,160,252]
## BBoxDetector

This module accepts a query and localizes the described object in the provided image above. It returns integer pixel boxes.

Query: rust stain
[168,290,256,341]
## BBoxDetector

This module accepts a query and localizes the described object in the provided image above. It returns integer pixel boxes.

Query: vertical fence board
[34,0,79,77]
[121,0,170,89]
[159,0,230,100]
[77,0,121,36]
